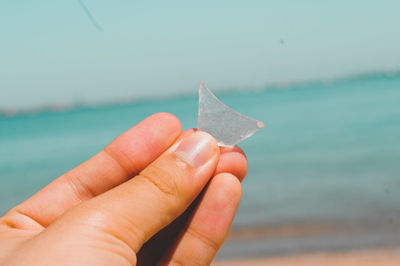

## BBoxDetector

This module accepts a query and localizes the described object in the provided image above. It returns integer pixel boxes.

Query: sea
[1,72,400,258]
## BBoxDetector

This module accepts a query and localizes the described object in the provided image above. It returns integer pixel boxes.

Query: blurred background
[1,0,400,262]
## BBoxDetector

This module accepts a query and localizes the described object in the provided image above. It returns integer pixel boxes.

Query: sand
[213,248,400,266]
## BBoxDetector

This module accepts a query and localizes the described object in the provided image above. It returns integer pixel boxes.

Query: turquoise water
[1,73,400,253]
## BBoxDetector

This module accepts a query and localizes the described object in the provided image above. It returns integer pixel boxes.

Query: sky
[1,0,400,109]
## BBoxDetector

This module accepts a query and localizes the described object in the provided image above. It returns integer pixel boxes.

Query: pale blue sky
[1,0,400,109]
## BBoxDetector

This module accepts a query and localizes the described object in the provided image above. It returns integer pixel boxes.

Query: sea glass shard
[197,82,264,147]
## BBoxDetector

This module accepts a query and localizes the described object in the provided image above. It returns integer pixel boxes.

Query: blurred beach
[1,72,400,261]
[214,248,400,266]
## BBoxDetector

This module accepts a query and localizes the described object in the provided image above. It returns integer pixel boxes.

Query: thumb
[52,131,219,256]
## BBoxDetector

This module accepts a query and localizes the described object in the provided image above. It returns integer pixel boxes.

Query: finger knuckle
[139,164,181,200]
[187,227,221,253]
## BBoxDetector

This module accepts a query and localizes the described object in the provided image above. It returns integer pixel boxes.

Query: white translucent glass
[197,82,264,147]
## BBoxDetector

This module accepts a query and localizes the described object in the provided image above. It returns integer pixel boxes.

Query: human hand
[0,113,247,265]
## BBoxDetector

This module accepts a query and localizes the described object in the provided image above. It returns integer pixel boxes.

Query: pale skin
[0,113,248,265]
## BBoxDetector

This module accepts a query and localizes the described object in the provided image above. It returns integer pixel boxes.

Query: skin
[0,113,248,266]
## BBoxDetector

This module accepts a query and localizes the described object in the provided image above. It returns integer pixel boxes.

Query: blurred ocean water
[1,72,400,254]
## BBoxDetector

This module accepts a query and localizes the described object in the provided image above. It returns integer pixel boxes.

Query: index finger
[3,113,181,229]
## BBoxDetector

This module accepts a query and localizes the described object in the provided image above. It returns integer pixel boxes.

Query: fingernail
[174,131,217,168]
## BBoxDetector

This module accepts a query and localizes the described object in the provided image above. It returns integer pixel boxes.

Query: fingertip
[173,130,219,169]
[106,113,183,176]
[213,172,242,202]
[192,172,242,232]
[176,128,197,141]
[216,146,248,181]
[220,145,247,159]
[148,112,182,134]
[178,130,220,164]
[196,130,218,147]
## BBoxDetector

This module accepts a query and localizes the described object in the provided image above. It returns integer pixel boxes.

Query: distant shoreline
[2,69,400,118]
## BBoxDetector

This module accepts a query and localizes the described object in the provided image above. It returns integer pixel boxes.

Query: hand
[0,113,247,265]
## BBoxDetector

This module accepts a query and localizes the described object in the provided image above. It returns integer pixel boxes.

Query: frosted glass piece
[197,82,264,147]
